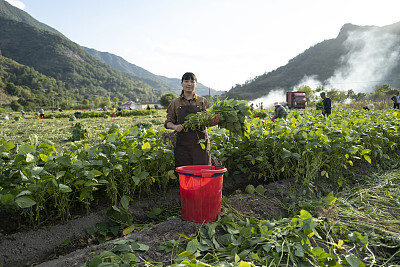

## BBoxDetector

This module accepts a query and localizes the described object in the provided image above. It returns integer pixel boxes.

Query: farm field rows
[1,107,400,266]
[0,110,166,149]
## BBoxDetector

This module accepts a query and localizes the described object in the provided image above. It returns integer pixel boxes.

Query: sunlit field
[0,110,166,149]
[1,106,400,266]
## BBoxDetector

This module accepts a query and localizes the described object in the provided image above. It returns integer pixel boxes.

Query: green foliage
[82,170,400,267]
[1,108,399,225]
[323,88,347,103]
[211,97,253,137]
[347,89,367,102]
[315,100,323,110]
[40,109,158,119]
[0,110,166,150]
[183,97,253,137]
[10,100,22,111]
[253,109,269,119]
[182,111,213,131]
[1,108,400,266]
[71,122,90,141]
[94,195,134,244]
[133,121,152,129]
[84,210,370,266]
[370,84,399,101]
[0,125,175,223]
[0,16,161,110]
[159,93,177,108]
[211,108,400,183]
[0,0,61,35]
[1,108,400,221]
[85,238,148,266]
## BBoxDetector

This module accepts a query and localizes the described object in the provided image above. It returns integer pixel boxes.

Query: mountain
[0,0,61,35]
[0,54,72,110]
[83,47,224,97]
[0,15,159,103]
[0,0,221,108]
[3,0,398,106]
[225,22,400,100]
[0,0,163,110]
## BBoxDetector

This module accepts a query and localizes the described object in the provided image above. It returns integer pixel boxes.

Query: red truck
[286,91,307,109]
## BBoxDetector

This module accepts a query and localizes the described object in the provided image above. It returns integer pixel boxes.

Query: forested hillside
[0,0,61,35]
[0,15,160,106]
[0,55,71,110]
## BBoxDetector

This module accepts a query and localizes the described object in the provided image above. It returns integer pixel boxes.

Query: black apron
[174,97,211,167]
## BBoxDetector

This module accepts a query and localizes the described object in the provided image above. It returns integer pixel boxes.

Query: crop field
[1,106,400,266]
[0,109,166,149]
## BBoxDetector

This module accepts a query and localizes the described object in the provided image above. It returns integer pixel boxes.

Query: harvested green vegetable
[183,111,213,131]
[183,97,252,136]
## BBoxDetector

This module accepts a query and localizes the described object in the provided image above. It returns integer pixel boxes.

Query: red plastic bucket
[176,165,227,223]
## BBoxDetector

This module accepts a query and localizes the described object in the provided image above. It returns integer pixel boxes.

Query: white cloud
[5,0,25,10]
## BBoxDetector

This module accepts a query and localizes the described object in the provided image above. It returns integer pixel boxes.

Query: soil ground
[0,175,296,266]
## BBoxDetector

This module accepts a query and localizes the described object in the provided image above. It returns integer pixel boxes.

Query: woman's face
[181,79,197,93]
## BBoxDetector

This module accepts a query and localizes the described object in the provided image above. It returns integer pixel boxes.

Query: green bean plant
[0,125,175,224]
[211,108,399,186]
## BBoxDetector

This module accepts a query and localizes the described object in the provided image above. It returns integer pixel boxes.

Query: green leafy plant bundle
[183,97,253,137]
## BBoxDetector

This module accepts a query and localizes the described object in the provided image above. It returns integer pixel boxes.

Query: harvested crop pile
[183,97,252,136]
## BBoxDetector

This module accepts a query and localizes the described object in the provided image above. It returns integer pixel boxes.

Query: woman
[165,72,218,167]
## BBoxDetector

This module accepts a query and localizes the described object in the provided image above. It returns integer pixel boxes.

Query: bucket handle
[176,172,225,178]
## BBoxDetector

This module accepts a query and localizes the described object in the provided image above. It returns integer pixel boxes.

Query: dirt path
[0,211,107,266]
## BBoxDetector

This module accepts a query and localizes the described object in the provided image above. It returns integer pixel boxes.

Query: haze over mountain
[226,21,400,106]
[83,47,224,97]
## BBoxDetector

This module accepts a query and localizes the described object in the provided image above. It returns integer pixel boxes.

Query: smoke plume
[249,88,286,109]
[253,25,400,105]
[326,28,400,93]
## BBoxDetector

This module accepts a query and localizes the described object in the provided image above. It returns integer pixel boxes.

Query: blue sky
[6,0,400,92]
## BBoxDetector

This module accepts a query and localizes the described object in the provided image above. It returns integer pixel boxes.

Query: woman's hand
[210,114,220,126]
[175,124,184,132]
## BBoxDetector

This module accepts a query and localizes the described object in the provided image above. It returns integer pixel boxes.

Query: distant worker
[362,104,375,111]
[271,102,287,121]
[391,92,399,109]
[147,104,151,110]
[38,108,44,119]
[117,106,122,116]
[320,92,332,116]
